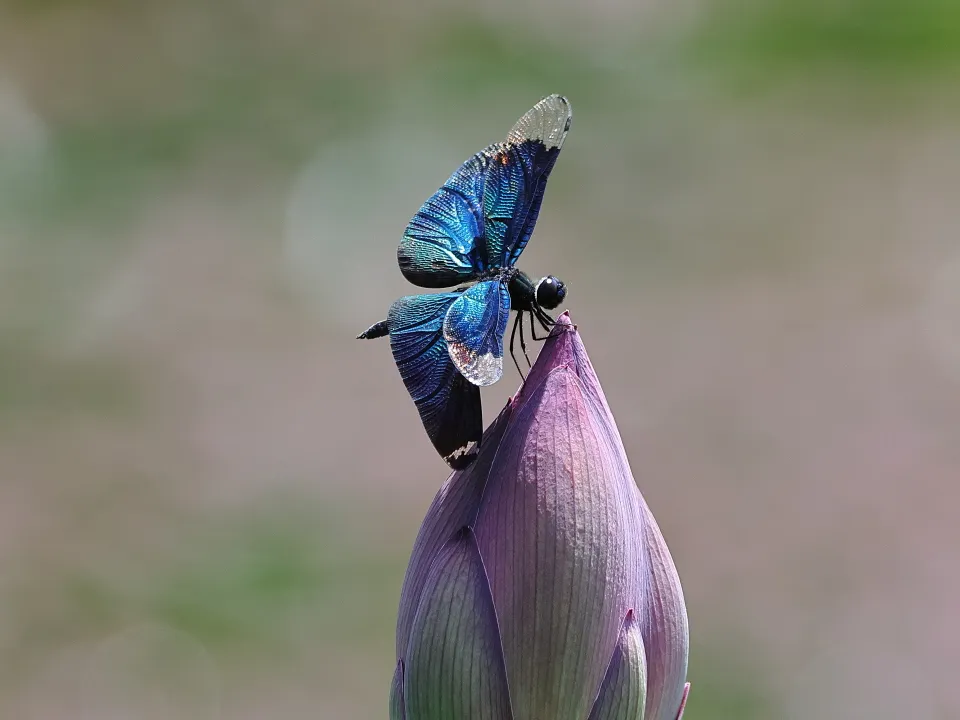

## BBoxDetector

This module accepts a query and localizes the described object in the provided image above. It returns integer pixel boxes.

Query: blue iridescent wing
[387,293,481,468]
[442,279,510,387]
[482,94,572,268]
[397,152,492,288]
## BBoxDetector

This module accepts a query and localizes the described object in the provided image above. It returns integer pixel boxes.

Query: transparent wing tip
[507,94,573,150]
[448,342,503,387]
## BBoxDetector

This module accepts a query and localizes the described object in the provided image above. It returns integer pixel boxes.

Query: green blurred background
[2,0,959,717]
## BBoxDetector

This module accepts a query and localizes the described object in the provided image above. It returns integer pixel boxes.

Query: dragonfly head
[534,275,566,310]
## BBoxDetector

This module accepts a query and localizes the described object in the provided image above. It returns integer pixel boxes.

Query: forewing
[442,279,510,387]
[397,151,493,288]
[388,293,482,468]
[482,94,572,268]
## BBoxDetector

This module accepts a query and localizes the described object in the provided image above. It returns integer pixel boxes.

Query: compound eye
[535,276,566,310]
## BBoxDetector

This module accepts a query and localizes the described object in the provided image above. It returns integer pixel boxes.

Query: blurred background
[1,0,959,717]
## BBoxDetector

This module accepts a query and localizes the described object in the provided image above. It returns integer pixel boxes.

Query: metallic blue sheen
[363,96,572,468]
[481,140,562,269]
[387,294,482,467]
[443,280,511,387]
[400,139,562,287]
[397,151,490,288]
[398,95,571,285]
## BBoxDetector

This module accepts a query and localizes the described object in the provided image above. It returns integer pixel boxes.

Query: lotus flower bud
[391,313,690,720]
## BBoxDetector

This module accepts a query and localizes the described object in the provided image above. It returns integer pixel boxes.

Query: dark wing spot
[444,439,480,469]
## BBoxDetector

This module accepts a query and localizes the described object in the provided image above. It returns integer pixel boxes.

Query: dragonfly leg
[518,311,533,367]
[529,311,542,341]
[531,307,555,338]
[509,313,526,380]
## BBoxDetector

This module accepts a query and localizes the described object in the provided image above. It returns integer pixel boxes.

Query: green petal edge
[403,527,513,720]
[587,609,648,720]
[390,660,406,720]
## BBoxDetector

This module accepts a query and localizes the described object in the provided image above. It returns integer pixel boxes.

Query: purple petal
[403,527,513,720]
[393,312,689,719]
[389,660,406,720]
[633,485,689,720]
[512,313,606,425]
[395,408,511,659]
[517,313,689,720]
[587,610,648,720]
[542,316,689,720]
[473,365,643,719]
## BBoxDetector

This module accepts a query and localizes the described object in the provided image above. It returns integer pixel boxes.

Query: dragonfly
[358,94,572,469]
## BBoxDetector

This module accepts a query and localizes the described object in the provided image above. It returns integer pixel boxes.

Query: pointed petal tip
[550,311,577,334]
[513,310,608,423]
[675,683,690,720]
[389,659,406,720]
[513,314,581,404]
